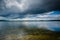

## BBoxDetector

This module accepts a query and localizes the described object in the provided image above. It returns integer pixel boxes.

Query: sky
[0,0,60,31]
[0,0,60,19]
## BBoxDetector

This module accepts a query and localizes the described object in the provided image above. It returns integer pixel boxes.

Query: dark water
[0,21,60,31]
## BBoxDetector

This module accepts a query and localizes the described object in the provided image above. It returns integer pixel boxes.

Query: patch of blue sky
[49,11,60,15]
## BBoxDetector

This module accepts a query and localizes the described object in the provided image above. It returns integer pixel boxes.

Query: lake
[0,21,60,40]
[0,21,60,31]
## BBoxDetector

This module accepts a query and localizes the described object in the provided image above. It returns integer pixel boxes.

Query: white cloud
[3,0,42,13]
[0,16,7,20]
[6,15,60,21]
[0,11,60,20]
[4,0,29,12]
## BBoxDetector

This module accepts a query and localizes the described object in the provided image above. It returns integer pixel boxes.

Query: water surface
[0,21,60,31]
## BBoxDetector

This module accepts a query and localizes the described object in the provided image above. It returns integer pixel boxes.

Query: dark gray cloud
[0,0,60,16]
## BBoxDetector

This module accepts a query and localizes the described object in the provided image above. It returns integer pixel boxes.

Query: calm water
[0,21,60,31]
[0,21,60,40]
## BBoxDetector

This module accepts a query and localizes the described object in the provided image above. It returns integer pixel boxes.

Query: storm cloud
[0,0,60,15]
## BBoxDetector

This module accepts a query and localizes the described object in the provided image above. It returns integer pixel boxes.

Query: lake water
[0,21,60,31]
[0,21,60,40]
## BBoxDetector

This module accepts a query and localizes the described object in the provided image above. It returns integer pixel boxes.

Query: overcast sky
[0,0,60,19]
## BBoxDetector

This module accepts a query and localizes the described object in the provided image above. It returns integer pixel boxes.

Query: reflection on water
[0,21,60,31]
[0,21,60,40]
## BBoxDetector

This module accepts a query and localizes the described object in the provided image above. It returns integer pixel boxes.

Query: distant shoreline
[0,20,60,22]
